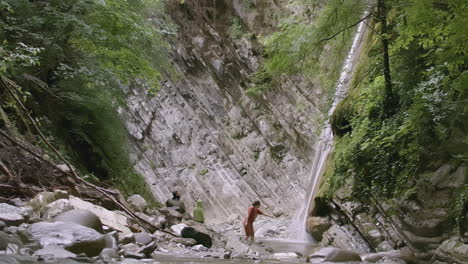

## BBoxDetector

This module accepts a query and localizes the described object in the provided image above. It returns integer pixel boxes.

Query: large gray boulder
[308,247,362,263]
[28,221,105,256]
[53,209,103,233]
[362,248,415,263]
[0,203,29,226]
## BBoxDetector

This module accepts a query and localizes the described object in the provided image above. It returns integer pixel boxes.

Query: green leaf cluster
[0,0,173,202]
[326,0,467,209]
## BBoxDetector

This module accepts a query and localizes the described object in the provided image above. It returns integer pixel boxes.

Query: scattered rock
[134,232,153,246]
[0,203,28,226]
[27,190,69,214]
[273,252,301,259]
[103,232,118,249]
[123,250,145,259]
[99,248,119,261]
[34,246,77,259]
[434,238,468,263]
[362,248,415,263]
[308,247,362,263]
[68,196,131,234]
[44,199,74,219]
[118,233,135,245]
[306,217,331,241]
[6,243,20,255]
[53,209,103,233]
[170,237,197,247]
[181,226,213,248]
[170,223,188,237]
[272,208,284,218]
[28,221,105,256]
[138,241,157,255]
[191,244,208,251]
[127,195,148,212]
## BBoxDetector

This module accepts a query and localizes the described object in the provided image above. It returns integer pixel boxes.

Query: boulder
[68,196,131,234]
[171,237,197,247]
[272,208,284,217]
[181,226,212,248]
[306,217,331,241]
[27,190,69,215]
[308,247,361,263]
[28,221,105,256]
[134,231,153,246]
[118,233,135,245]
[138,240,157,256]
[0,231,23,250]
[34,246,77,259]
[53,209,103,233]
[43,199,74,219]
[273,252,301,259]
[165,199,186,214]
[127,195,148,212]
[0,203,29,226]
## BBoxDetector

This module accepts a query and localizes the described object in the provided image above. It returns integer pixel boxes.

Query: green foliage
[199,169,209,176]
[0,0,173,202]
[250,0,367,102]
[229,17,245,40]
[324,0,467,206]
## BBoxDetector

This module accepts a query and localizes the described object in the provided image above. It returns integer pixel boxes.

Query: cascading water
[292,12,369,241]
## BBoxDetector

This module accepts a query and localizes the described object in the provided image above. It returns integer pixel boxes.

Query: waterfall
[292,12,369,241]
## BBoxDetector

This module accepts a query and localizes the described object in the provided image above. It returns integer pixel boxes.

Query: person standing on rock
[243,200,272,242]
[193,200,205,223]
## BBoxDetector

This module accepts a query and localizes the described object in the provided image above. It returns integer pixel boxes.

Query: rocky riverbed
[0,190,435,264]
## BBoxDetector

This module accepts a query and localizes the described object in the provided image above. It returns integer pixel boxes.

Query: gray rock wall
[121,1,327,220]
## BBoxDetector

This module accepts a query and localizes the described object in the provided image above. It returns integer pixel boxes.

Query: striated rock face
[121,0,328,219]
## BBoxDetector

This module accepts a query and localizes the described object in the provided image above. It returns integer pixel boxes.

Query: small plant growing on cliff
[199,169,209,175]
[229,17,245,39]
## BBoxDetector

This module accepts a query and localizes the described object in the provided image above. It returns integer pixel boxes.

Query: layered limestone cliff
[121,0,327,220]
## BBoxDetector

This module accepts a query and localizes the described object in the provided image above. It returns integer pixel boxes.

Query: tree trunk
[378,0,394,116]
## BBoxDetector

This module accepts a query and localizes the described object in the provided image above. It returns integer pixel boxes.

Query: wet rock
[181,226,213,248]
[99,248,119,261]
[307,217,331,241]
[0,203,28,226]
[0,220,7,229]
[308,247,361,263]
[170,237,197,246]
[118,233,135,245]
[53,209,103,233]
[134,231,153,246]
[28,221,105,256]
[0,231,24,250]
[34,246,77,259]
[19,247,33,256]
[127,195,148,212]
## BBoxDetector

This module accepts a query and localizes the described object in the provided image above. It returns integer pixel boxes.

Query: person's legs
[244,222,254,241]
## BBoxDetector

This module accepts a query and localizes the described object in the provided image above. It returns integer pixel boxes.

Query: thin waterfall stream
[292,12,369,242]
